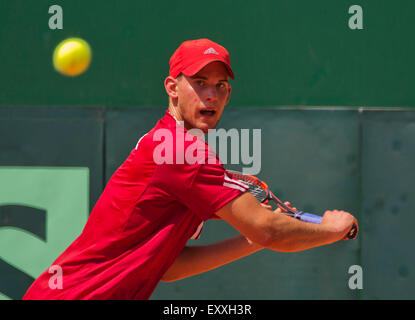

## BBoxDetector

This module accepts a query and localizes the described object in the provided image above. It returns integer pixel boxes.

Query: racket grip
[299,213,358,240]
[298,212,323,224]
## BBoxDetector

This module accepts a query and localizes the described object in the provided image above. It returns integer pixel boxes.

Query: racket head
[227,170,270,203]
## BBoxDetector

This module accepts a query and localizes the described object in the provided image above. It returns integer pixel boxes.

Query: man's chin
[197,121,217,134]
[187,118,214,132]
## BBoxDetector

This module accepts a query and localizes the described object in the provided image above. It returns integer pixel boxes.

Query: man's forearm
[161,235,263,282]
[263,213,338,252]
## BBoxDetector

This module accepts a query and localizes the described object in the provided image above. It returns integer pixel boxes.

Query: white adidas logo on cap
[204,47,220,55]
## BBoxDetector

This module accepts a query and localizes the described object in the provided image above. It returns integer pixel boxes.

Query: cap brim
[181,58,235,80]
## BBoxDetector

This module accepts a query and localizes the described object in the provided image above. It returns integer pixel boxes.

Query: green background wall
[1,0,415,107]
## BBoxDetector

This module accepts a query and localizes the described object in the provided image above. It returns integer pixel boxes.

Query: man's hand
[321,210,359,241]
[260,203,272,210]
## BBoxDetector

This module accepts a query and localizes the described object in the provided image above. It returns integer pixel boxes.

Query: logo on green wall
[0,167,89,300]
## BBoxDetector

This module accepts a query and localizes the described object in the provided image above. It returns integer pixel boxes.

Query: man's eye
[217,83,226,89]
[196,80,205,87]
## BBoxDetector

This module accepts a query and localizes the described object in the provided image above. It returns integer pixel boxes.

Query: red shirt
[23,111,247,300]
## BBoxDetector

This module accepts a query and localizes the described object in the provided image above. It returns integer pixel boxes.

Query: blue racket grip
[298,212,323,224]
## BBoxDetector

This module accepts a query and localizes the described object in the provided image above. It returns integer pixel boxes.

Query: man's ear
[164,76,179,99]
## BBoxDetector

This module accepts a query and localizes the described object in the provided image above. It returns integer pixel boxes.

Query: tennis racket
[228,170,358,240]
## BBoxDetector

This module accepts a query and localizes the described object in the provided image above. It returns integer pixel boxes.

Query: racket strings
[248,186,267,201]
[235,179,267,202]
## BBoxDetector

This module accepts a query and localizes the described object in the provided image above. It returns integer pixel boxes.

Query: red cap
[169,39,234,80]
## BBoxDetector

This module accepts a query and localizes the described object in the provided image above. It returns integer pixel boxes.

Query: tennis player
[23,39,358,300]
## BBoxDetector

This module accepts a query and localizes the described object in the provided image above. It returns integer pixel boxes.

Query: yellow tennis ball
[53,38,92,76]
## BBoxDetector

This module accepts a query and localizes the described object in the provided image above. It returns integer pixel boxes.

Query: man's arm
[162,192,358,282]
[215,192,358,252]
[162,234,263,282]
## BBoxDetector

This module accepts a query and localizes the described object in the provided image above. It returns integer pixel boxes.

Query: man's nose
[204,85,218,102]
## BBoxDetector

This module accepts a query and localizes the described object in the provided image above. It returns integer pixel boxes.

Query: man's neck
[167,108,205,139]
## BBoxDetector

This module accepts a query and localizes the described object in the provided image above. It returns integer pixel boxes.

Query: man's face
[173,61,232,133]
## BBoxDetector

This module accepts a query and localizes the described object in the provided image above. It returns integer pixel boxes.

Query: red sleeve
[152,161,248,221]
